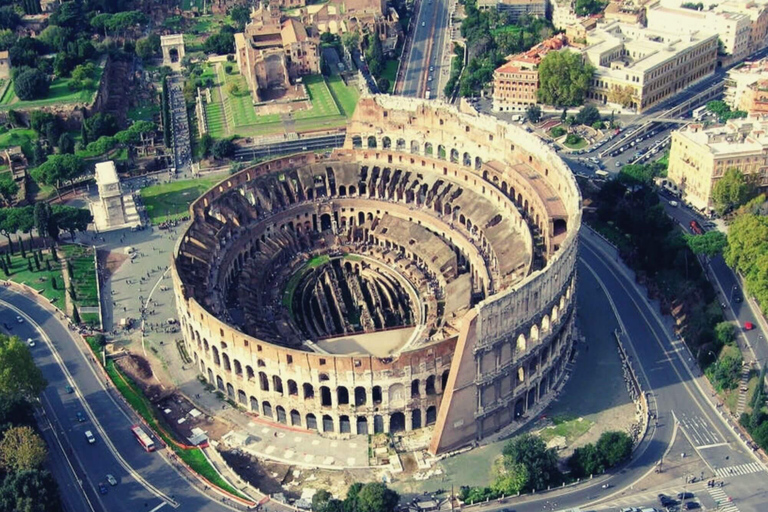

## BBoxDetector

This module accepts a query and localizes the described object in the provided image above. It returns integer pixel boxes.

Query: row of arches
[351,135,484,171]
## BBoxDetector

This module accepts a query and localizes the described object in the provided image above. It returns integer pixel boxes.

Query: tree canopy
[537,51,594,107]
[712,168,755,215]
[312,483,398,512]
[0,334,47,401]
[685,230,727,257]
[31,154,87,191]
[526,104,542,123]
[724,213,768,315]
[13,69,49,101]
[501,434,561,491]
[0,469,62,512]
[0,426,47,473]
[575,0,607,15]
[568,431,633,477]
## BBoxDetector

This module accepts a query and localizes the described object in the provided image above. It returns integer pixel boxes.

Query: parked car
[106,474,117,486]
[98,482,108,495]
[76,412,86,422]
[85,430,95,444]
[26,338,35,347]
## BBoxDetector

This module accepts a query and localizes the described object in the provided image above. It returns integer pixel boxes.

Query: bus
[594,170,610,179]
[689,220,704,235]
[131,425,156,452]
[693,105,708,120]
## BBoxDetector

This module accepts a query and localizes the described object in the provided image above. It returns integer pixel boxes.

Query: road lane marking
[149,503,167,512]
[715,462,764,478]
[698,442,729,449]
[0,298,179,509]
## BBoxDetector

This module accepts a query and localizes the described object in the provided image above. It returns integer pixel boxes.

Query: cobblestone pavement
[88,219,369,469]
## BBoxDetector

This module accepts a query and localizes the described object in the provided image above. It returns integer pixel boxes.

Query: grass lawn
[294,75,340,119]
[60,245,99,308]
[327,74,359,117]
[140,175,226,224]
[0,66,104,109]
[5,250,65,306]
[127,105,159,123]
[381,60,398,93]
[538,415,594,445]
[564,135,588,150]
[181,0,205,10]
[0,128,36,154]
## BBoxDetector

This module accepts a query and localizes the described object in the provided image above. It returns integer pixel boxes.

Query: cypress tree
[33,251,40,270]
[0,259,7,276]
[50,247,58,262]
[72,304,81,324]
[27,258,32,272]
[51,275,57,289]
[4,252,10,268]
[19,238,26,258]
[46,259,51,271]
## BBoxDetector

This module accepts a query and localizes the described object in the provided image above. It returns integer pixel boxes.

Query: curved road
[0,286,241,512]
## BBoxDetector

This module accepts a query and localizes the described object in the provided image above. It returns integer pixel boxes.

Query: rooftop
[676,118,768,155]
[95,161,119,186]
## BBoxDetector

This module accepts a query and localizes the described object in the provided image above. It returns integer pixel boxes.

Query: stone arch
[212,346,220,366]
[530,324,540,342]
[337,386,350,405]
[222,353,231,372]
[373,385,382,404]
[388,383,405,407]
[411,140,419,154]
[216,375,224,391]
[234,359,243,377]
[552,305,559,324]
[541,315,551,333]
[322,414,334,432]
[450,148,459,163]
[339,185,347,196]
[250,396,259,412]
[226,382,234,399]
[438,144,446,160]
[475,156,482,170]
[441,370,449,390]
[354,386,367,406]
[396,138,406,151]
[382,136,391,149]
[373,414,384,433]
[306,413,318,429]
[237,389,247,405]
[349,185,356,195]
[517,333,526,352]
[287,379,298,396]
[290,409,302,426]
[356,416,368,434]
[463,152,471,166]
[367,136,377,149]
[321,386,332,406]
[390,412,406,432]
[207,368,214,384]
[412,409,422,429]
[262,401,273,418]
[276,406,287,424]
[339,415,351,433]
[161,34,185,68]
[273,375,284,395]
[352,135,363,148]
[303,382,315,399]
[257,359,266,367]
[426,406,437,425]
[259,371,269,392]
[514,397,525,418]
[424,142,433,156]
[426,375,436,395]
[411,379,420,397]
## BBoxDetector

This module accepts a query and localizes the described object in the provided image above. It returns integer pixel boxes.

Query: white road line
[698,442,729,449]
[148,503,167,512]
[715,462,765,478]
[0,299,179,508]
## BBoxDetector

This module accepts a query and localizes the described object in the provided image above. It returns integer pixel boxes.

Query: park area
[4,249,65,306]
[60,244,100,327]
[202,63,358,138]
[0,65,104,110]
[139,174,226,224]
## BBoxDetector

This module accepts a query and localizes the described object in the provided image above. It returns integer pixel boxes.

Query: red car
[745,322,755,330]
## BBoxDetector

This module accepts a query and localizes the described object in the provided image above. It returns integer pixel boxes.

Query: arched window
[259,371,269,392]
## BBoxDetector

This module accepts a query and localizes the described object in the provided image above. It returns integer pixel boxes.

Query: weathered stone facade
[171,95,581,454]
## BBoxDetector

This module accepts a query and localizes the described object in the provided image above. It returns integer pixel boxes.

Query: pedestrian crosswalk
[708,486,739,512]
[715,461,764,478]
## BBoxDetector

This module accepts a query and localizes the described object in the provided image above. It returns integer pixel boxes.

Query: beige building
[604,1,645,24]
[552,0,580,29]
[478,0,547,20]
[646,4,752,65]
[667,119,768,212]
[582,22,718,112]
[95,161,126,227]
[725,58,768,112]
[235,3,320,103]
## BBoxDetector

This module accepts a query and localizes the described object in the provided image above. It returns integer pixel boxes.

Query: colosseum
[171,94,582,454]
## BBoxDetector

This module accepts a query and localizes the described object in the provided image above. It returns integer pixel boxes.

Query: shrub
[551,126,566,138]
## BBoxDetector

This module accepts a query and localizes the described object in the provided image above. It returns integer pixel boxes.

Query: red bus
[689,220,703,235]
[131,425,156,452]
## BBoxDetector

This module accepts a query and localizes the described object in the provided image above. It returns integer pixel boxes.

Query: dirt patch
[100,249,128,279]
[121,353,153,380]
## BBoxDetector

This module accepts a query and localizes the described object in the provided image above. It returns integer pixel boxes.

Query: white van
[85,431,96,444]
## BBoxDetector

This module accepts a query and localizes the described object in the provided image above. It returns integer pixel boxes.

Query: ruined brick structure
[171,95,581,454]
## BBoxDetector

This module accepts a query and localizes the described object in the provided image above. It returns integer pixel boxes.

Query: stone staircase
[736,365,751,416]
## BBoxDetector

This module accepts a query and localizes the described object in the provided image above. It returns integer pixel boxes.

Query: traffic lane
[0,308,160,512]
[427,0,448,90]
[402,1,434,96]
[0,290,227,512]
[580,239,754,467]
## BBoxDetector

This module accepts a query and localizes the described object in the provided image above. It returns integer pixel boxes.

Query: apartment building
[714,0,768,54]
[724,58,768,113]
[492,35,568,112]
[646,4,752,65]
[477,0,547,20]
[667,119,768,212]
[582,22,718,112]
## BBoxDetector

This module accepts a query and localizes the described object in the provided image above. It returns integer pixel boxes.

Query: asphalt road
[401,0,449,98]
[0,287,238,512]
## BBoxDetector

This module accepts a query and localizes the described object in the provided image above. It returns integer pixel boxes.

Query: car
[98,482,108,495]
[76,412,86,422]
[65,385,74,394]
[428,75,433,81]
[429,66,434,72]
[85,430,95,444]
[422,21,426,26]
[26,338,35,347]
[677,492,694,500]
[683,503,700,510]
[669,200,679,207]
[615,161,622,167]
[106,474,117,486]
[16,316,23,323]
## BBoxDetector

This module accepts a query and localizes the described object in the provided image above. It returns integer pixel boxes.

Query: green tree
[0,426,47,472]
[355,483,399,512]
[0,334,47,400]
[712,168,755,215]
[526,104,542,123]
[199,133,214,158]
[575,105,601,126]
[230,5,251,30]
[212,139,236,160]
[714,321,735,347]
[0,6,20,30]
[491,462,529,495]
[313,490,333,512]
[0,29,16,51]
[595,431,633,467]
[52,206,91,241]
[0,469,62,512]
[31,154,87,199]
[567,443,604,477]
[57,132,75,154]
[341,32,360,55]
[575,0,606,14]
[14,68,50,100]
[502,434,561,491]
[707,353,743,391]
[684,230,727,257]
[365,32,384,78]
[0,174,18,206]
[33,202,55,246]
[135,34,160,60]
[537,51,594,107]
